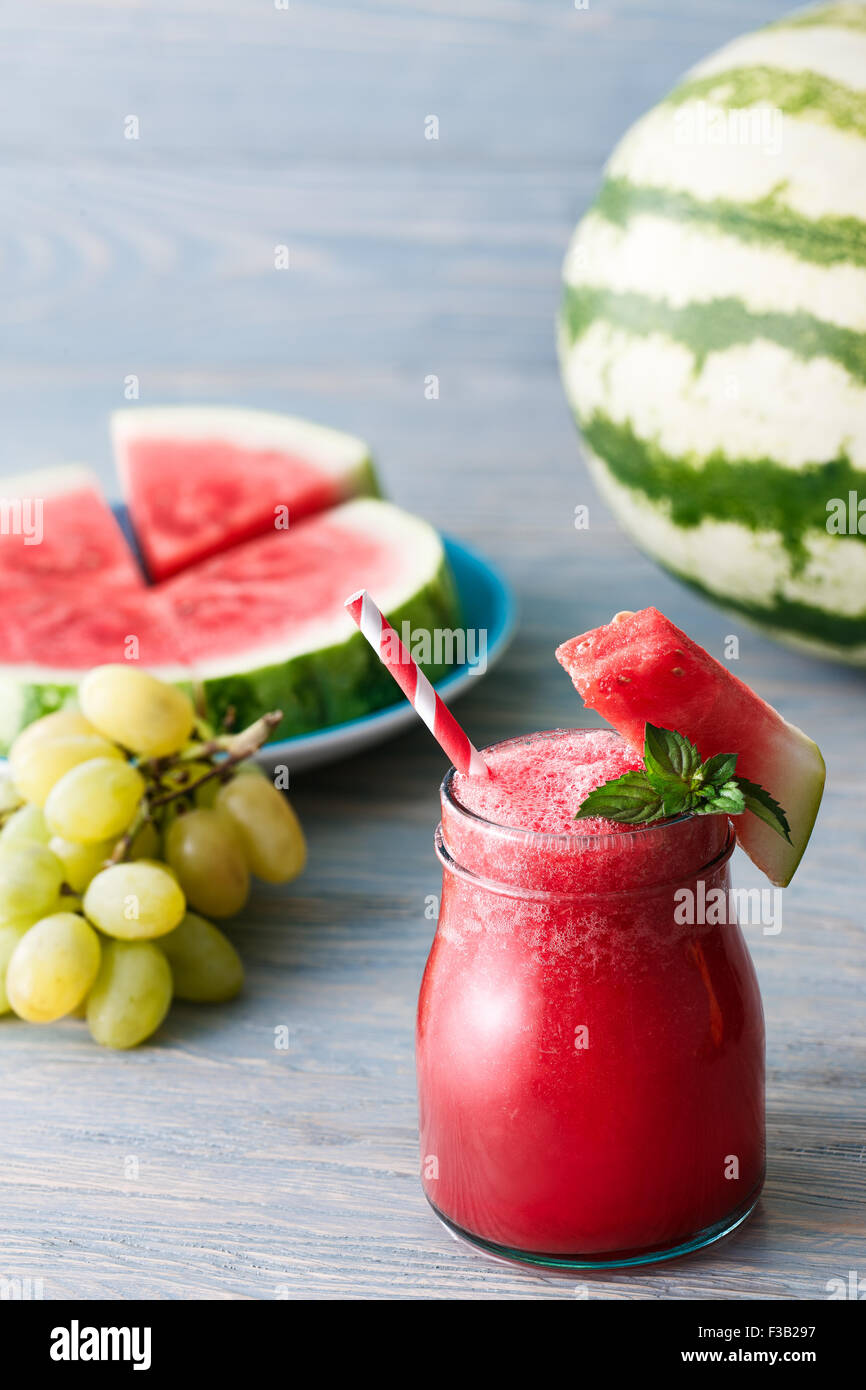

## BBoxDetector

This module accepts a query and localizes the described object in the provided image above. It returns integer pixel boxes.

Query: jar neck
[436,820,736,903]
[440,771,731,897]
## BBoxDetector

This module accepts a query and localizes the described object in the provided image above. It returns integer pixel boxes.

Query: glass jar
[416,731,765,1268]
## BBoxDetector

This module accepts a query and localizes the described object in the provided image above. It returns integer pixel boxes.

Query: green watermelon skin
[556,607,825,887]
[558,1,866,664]
[192,556,461,743]
[0,679,75,752]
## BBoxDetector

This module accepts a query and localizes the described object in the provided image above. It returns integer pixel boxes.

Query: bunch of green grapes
[0,665,306,1048]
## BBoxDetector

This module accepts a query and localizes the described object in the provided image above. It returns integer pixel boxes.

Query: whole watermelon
[559,1,866,664]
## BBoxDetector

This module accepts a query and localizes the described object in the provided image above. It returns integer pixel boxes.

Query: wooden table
[1,0,863,1300]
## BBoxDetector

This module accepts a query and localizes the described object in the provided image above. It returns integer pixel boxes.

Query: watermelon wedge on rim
[112,406,379,581]
[556,608,825,886]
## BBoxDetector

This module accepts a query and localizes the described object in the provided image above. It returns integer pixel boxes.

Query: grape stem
[149,710,283,806]
[105,709,283,867]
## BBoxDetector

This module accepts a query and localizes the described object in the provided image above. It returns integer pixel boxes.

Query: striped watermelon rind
[0,679,80,752]
[558,0,866,663]
[190,510,462,741]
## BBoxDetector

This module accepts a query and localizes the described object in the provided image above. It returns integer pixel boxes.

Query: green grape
[79,665,195,758]
[83,861,186,940]
[5,913,101,1022]
[164,809,249,917]
[49,835,115,893]
[216,775,307,884]
[44,758,145,843]
[158,912,243,1002]
[35,895,80,919]
[193,770,220,809]
[8,708,96,774]
[11,733,124,807]
[128,821,161,861]
[0,842,64,920]
[0,921,30,1014]
[0,770,21,815]
[86,938,172,1048]
[0,803,50,847]
[213,760,265,801]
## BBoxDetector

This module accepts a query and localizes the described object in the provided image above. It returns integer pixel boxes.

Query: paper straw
[345,589,489,778]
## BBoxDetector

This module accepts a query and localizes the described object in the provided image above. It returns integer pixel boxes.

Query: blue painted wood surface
[0,0,863,1300]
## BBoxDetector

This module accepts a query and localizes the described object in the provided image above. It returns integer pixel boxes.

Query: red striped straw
[345,589,489,778]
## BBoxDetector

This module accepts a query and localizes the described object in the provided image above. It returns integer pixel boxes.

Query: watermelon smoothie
[416,729,765,1267]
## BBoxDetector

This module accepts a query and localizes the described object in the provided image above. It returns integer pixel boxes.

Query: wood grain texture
[1,0,864,1300]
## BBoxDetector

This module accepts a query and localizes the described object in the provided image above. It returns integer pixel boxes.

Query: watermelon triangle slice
[556,608,825,887]
[0,466,144,594]
[0,477,459,751]
[112,406,379,581]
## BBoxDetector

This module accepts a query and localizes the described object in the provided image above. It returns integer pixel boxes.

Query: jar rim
[441,727,694,849]
[435,820,736,903]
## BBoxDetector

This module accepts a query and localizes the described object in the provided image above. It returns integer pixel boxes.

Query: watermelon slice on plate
[556,607,825,886]
[0,410,512,766]
[112,406,379,581]
[0,482,462,752]
[161,497,462,738]
[0,466,143,593]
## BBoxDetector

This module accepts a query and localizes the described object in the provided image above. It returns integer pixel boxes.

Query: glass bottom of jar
[427,1178,763,1271]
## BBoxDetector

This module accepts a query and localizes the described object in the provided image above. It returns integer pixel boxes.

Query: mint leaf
[694,781,746,816]
[644,724,701,785]
[574,771,665,825]
[697,751,738,787]
[571,723,792,842]
[662,784,696,817]
[736,776,793,844]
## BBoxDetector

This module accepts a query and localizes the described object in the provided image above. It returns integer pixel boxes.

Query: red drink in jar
[416,729,765,1267]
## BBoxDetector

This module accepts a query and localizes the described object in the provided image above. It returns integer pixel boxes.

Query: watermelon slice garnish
[556,608,825,886]
[112,406,379,581]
